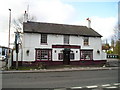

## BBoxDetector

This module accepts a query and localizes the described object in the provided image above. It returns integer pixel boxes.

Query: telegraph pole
[15,32,20,70]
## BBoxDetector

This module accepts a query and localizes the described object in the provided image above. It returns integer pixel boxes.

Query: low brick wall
[12,60,106,67]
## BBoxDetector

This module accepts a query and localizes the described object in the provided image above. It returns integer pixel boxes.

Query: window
[58,53,63,60]
[2,48,5,55]
[64,35,69,44]
[70,53,74,59]
[41,34,47,44]
[84,37,89,45]
[36,49,51,61]
[80,50,93,60]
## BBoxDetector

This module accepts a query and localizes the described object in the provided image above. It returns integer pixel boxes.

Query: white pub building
[13,21,106,66]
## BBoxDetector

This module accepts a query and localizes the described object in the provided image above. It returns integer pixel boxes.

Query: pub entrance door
[63,48,70,65]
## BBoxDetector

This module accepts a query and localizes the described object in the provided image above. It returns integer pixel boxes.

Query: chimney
[86,18,91,28]
[24,11,28,22]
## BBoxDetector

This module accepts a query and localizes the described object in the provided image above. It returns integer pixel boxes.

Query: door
[63,48,70,65]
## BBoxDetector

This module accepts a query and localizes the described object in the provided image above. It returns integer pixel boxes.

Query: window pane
[84,37,89,45]
[41,34,47,43]
[81,50,93,60]
[2,48,5,55]
[41,50,48,60]
[58,53,63,60]
[49,50,51,60]
[64,35,69,44]
[37,50,41,60]
[36,49,51,61]
[70,53,74,59]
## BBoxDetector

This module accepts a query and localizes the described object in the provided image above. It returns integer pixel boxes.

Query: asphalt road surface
[2,69,119,88]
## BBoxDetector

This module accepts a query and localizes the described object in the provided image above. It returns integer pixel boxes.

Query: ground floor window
[36,49,52,61]
[80,50,93,60]
[70,53,74,60]
[58,53,63,60]
[2,48,5,55]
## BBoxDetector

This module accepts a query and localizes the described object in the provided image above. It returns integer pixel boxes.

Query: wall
[0,48,2,59]
[21,33,106,62]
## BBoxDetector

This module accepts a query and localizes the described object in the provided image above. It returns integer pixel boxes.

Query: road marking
[70,87,82,89]
[86,85,98,88]
[102,84,110,87]
[105,86,118,89]
[68,83,120,90]
[54,88,66,90]
[113,83,120,85]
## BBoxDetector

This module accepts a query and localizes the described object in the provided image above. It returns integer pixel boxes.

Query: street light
[6,9,11,70]
[8,9,11,48]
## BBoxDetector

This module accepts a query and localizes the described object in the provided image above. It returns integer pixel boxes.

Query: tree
[12,11,36,32]
[111,24,120,58]
[102,43,111,53]
[112,25,119,41]
[12,11,36,66]
[113,40,120,58]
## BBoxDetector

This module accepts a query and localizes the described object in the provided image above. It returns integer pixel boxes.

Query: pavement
[1,66,119,74]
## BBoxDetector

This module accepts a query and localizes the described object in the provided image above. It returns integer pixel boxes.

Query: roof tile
[23,21,102,37]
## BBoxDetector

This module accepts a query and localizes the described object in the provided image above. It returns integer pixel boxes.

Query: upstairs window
[64,35,69,44]
[84,37,89,45]
[41,34,47,44]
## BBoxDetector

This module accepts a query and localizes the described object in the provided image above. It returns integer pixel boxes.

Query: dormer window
[84,37,89,46]
[64,35,69,44]
[41,34,47,44]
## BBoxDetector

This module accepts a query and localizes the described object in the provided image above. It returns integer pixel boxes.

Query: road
[2,69,119,88]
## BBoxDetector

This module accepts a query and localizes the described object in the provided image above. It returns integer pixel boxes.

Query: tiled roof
[23,21,102,37]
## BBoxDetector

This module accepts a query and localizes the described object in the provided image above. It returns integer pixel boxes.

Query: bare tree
[112,25,119,41]
[12,11,37,64]
[111,24,120,58]
[12,11,36,32]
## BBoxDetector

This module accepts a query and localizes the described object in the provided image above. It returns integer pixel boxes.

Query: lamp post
[8,9,11,48]
[6,9,11,69]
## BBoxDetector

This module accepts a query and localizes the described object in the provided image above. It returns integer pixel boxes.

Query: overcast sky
[0,0,119,47]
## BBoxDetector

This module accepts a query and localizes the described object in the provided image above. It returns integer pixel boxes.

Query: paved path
[1,67,119,74]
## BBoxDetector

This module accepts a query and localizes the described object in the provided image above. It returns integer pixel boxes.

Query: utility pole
[15,32,20,70]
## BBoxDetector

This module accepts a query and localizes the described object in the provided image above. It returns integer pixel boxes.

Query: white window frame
[41,34,47,44]
[64,35,69,44]
[83,37,89,46]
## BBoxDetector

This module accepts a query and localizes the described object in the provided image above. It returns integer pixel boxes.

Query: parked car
[0,56,6,61]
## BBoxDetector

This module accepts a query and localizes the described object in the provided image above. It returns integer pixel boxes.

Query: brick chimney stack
[86,18,91,28]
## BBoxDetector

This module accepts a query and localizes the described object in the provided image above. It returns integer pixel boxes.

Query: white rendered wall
[22,33,106,62]
[0,48,2,58]
[23,33,64,61]
[52,48,63,61]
